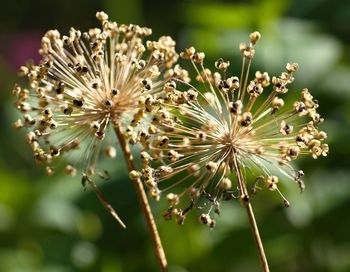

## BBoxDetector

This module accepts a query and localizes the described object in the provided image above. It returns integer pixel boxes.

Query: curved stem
[113,122,168,272]
[232,155,270,272]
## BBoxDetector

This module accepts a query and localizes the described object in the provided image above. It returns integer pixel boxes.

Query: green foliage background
[0,0,349,271]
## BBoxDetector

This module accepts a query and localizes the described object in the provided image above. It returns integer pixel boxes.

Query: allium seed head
[134,32,328,227]
[14,11,182,177]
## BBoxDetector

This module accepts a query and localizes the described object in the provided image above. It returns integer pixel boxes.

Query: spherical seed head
[14,11,180,178]
[136,32,328,226]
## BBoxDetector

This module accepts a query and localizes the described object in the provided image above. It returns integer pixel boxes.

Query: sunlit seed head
[14,11,179,177]
[136,31,328,226]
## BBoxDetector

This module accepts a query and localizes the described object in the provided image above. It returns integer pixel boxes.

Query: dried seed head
[136,31,328,227]
[14,11,180,180]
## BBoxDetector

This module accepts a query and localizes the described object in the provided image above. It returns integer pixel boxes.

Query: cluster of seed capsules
[13,12,328,228]
[129,32,329,228]
[13,11,182,178]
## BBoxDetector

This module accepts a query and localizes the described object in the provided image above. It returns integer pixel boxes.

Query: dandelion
[13,12,180,267]
[135,31,328,270]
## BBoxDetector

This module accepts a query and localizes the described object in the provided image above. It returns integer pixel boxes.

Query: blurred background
[1,0,349,271]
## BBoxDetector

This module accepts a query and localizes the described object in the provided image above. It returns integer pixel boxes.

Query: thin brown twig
[232,154,270,272]
[87,177,126,229]
[113,121,168,272]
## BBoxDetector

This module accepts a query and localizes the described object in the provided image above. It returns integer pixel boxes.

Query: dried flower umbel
[13,11,179,179]
[134,32,328,227]
[132,31,328,271]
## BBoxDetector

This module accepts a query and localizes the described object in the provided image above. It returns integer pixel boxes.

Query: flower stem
[233,155,270,272]
[245,202,269,272]
[113,122,168,272]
